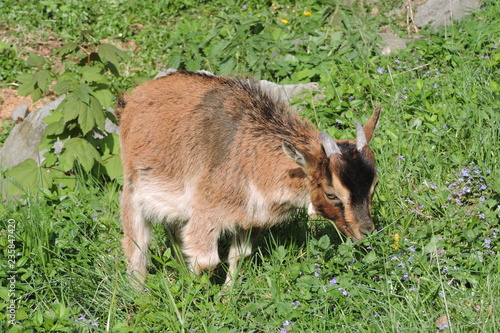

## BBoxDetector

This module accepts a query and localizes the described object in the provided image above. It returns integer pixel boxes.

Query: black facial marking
[336,142,376,204]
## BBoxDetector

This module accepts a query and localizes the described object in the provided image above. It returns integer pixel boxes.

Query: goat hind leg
[121,185,151,284]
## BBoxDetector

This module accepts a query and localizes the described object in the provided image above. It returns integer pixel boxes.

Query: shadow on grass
[146,208,385,285]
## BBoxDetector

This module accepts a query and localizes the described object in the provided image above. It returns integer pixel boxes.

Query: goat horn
[319,132,342,157]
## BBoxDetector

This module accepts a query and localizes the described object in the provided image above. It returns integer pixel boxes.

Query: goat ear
[362,106,381,144]
[356,121,367,151]
[282,141,306,168]
[319,132,341,158]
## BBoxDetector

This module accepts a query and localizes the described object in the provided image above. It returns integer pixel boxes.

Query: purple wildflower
[338,287,350,297]
[281,320,293,332]
[484,238,491,249]
[75,315,99,328]
[422,180,437,189]
[437,322,449,331]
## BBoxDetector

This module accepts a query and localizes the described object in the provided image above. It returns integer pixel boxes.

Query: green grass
[1,0,499,332]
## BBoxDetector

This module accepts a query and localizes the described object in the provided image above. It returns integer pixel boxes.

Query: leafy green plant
[5,36,129,197]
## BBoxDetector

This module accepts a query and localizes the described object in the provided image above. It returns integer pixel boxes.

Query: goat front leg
[181,215,221,275]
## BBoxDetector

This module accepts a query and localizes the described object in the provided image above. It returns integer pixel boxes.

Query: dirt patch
[0,87,56,121]
[0,26,62,122]
[0,26,137,123]
[0,25,64,60]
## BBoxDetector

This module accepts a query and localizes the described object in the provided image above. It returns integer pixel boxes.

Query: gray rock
[378,33,410,56]
[11,104,29,121]
[105,117,120,135]
[93,109,120,139]
[0,95,65,170]
[52,138,64,155]
[378,33,427,56]
[414,0,480,27]
[258,80,325,104]
[378,0,479,55]
[154,68,182,79]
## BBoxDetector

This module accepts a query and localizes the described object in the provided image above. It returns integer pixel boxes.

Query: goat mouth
[344,224,373,243]
[344,226,363,242]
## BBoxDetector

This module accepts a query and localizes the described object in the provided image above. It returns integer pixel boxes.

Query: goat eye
[325,193,343,207]
[325,193,338,200]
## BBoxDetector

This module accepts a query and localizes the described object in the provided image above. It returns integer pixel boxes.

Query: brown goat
[119,70,381,284]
